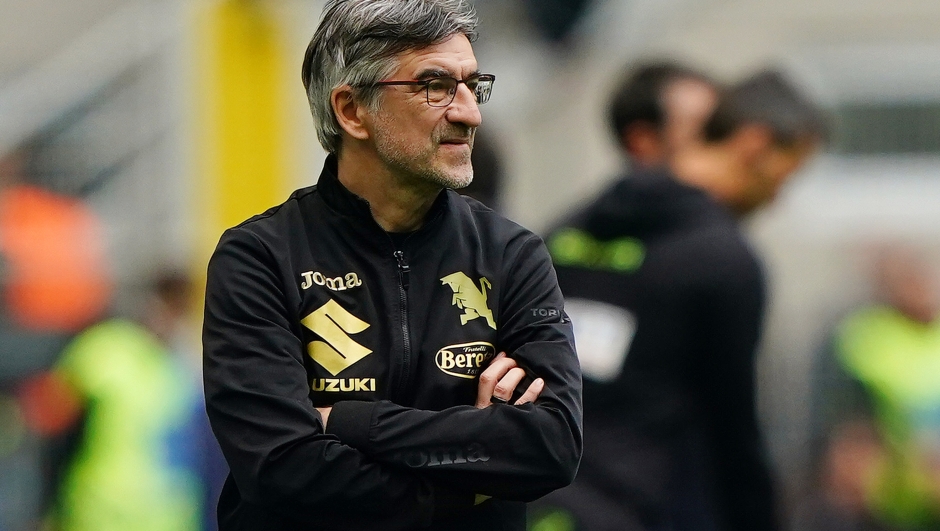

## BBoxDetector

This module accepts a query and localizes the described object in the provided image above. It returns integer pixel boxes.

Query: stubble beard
[373,121,475,190]
[430,159,474,190]
[382,143,475,190]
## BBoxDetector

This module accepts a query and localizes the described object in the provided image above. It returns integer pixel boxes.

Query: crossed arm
[316,352,545,426]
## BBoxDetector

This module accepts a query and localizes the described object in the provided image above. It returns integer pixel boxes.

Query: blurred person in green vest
[799,246,940,531]
[18,270,206,531]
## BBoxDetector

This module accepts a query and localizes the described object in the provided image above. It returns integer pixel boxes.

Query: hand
[316,406,332,429]
[475,352,544,409]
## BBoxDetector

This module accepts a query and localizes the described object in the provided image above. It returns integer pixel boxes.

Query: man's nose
[445,84,483,127]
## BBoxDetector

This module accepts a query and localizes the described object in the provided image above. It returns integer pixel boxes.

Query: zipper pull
[394,250,410,290]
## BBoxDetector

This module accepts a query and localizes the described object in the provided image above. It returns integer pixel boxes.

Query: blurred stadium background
[3,0,940,528]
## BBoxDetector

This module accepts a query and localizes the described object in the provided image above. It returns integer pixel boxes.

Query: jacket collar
[316,153,452,229]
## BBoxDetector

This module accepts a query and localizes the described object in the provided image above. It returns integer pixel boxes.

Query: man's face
[367,34,482,190]
[661,78,718,157]
[736,137,818,215]
[625,77,716,169]
[878,250,940,324]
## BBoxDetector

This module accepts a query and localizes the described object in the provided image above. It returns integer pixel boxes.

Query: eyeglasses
[363,74,495,107]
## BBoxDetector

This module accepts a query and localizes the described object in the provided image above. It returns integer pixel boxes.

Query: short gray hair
[302,0,479,154]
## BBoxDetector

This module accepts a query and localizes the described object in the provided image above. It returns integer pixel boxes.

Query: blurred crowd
[2,1,940,531]
[0,146,226,531]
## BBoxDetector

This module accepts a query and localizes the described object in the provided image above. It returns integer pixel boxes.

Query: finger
[492,367,527,404]
[476,353,515,408]
[477,361,518,408]
[513,378,545,406]
[315,406,332,429]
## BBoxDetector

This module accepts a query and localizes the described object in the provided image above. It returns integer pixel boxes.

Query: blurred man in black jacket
[534,64,826,531]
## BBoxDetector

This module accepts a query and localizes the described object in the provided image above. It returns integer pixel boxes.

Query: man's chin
[447,170,473,190]
[427,163,473,190]
[449,173,473,190]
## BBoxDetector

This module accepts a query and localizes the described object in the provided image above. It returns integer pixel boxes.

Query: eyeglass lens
[426,77,493,107]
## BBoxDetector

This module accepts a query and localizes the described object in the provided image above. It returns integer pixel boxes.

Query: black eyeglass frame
[361,73,496,107]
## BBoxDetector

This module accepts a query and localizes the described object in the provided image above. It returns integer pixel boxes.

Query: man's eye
[427,79,454,93]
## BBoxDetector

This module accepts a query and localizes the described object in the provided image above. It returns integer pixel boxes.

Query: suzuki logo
[301,299,371,376]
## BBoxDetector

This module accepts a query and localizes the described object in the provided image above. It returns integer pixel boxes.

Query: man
[202,1,582,530]
[538,69,826,531]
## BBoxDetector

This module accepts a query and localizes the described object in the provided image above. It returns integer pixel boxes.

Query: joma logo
[301,270,363,291]
[394,443,490,468]
[440,272,496,330]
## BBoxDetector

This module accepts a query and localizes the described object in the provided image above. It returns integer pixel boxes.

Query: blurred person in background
[17,270,208,531]
[534,66,827,531]
[203,1,582,530]
[797,246,940,531]
[0,144,112,531]
[0,144,112,376]
[140,270,229,531]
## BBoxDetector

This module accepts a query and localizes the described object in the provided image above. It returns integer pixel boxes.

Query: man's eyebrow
[413,68,482,80]
[414,68,452,80]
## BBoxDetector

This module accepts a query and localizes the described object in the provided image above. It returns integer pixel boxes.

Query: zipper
[393,250,412,400]
[394,250,411,289]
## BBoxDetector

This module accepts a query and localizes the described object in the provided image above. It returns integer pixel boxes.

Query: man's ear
[622,122,664,166]
[729,123,773,163]
[331,86,371,141]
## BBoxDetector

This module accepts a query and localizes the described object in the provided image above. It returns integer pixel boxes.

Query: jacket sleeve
[203,228,470,530]
[692,235,779,531]
[325,233,583,502]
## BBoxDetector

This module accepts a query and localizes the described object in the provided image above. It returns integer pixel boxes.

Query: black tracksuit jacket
[537,168,777,531]
[202,156,583,531]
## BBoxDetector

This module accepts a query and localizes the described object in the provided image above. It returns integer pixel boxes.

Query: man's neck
[669,145,744,211]
[336,147,441,233]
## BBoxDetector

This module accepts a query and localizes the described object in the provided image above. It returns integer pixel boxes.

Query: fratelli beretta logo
[435,342,496,379]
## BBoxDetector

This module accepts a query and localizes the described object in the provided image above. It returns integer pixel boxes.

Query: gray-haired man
[202,1,583,529]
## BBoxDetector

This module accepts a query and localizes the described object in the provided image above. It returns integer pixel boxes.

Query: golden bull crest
[440,272,497,330]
